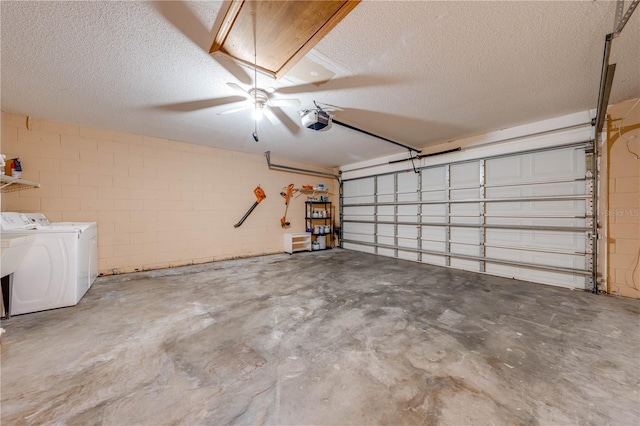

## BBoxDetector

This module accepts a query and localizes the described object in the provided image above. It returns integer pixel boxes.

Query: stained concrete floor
[1,249,639,425]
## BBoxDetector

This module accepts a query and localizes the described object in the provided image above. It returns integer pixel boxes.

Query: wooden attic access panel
[210,0,360,79]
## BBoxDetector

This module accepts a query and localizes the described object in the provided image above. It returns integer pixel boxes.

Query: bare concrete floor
[1,249,639,425]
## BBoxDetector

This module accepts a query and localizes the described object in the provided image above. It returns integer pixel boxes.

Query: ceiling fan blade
[217,104,250,115]
[155,96,246,112]
[227,82,251,97]
[153,1,251,85]
[268,107,300,135]
[263,108,279,126]
[269,98,301,108]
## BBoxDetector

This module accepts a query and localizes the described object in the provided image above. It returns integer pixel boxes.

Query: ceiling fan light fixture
[252,103,264,121]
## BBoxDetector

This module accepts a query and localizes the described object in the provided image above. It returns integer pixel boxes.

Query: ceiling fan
[152,1,390,138]
[218,82,300,125]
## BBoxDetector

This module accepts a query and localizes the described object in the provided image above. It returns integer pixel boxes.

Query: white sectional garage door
[341,144,595,289]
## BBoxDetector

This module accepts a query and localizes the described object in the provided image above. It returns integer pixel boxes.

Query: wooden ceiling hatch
[210,0,360,79]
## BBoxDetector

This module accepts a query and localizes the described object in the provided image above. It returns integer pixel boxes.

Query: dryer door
[11,234,71,315]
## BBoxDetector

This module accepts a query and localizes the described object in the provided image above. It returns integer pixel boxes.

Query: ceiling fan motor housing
[248,88,269,107]
[302,109,332,131]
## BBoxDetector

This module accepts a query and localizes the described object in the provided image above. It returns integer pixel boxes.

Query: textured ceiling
[1,1,638,168]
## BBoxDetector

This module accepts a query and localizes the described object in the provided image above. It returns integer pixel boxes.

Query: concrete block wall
[605,99,640,298]
[1,113,338,275]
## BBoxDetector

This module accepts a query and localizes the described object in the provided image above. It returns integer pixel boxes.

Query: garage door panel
[422,167,446,190]
[398,205,418,221]
[422,254,447,266]
[343,206,374,216]
[378,205,395,216]
[531,231,586,251]
[486,182,586,199]
[485,264,586,289]
[422,226,447,242]
[531,149,584,178]
[485,216,586,228]
[530,200,586,214]
[486,187,524,198]
[421,215,447,224]
[451,203,481,216]
[532,182,587,197]
[343,222,374,235]
[377,175,394,193]
[398,172,418,192]
[398,238,418,249]
[343,232,375,244]
[398,250,418,261]
[378,224,395,236]
[422,204,447,217]
[485,156,523,183]
[343,178,374,204]
[451,228,481,244]
[485,201,526,214]
[485,200,585,215]
[398,193,419,202]
[378,248,396,258]
[486,147,584,185]
[344,242,376,254]
[450,216,482,225]
[378,236,395,246]
[377,194,394,203]
[450,258,480,272]
[451,188,480,200]
[450,243,481,256]
[450,162,480,188]
[486,229,586,251]
[422,191,447,201]
[341,145,591,290]
[421,240,446,252]
[486,247,586,269]
[398,225,418,239]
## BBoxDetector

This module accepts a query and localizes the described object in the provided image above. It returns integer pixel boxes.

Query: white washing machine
[0,212,98,316]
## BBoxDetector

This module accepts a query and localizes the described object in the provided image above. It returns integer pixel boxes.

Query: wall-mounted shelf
[293,187,331,200]
[0,175,40,193]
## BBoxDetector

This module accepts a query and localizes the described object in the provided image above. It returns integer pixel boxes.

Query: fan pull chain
[252,14,259,143]
[253,122,259,142]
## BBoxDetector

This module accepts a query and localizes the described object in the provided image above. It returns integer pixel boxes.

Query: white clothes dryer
[0,212,98,316]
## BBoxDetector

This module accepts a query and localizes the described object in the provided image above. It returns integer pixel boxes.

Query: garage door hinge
[588,233,601,240]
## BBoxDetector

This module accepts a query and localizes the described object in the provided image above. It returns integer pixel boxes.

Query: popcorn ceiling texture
[1,1,638,168]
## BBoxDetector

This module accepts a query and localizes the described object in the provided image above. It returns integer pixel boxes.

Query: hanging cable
[617,98,640,159]
[251,5,259,142]
[409,150,419,173]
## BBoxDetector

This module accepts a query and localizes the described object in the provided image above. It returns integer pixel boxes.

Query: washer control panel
[0,212,33,231]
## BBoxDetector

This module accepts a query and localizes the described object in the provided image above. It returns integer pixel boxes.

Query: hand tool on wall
[234,186,266,228]
[280,183,295,228]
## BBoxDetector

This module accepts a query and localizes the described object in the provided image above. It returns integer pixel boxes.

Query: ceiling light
[252,104,264,121]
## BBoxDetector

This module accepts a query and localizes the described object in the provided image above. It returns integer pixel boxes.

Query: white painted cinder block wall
[0,112,338,275]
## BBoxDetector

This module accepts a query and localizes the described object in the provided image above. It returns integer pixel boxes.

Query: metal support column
[417,171,423,263]
[479,160,487,272]
[394,172,399,258]
[374,176,379,255]
[445,164,451,266]
[585,141,599,292]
